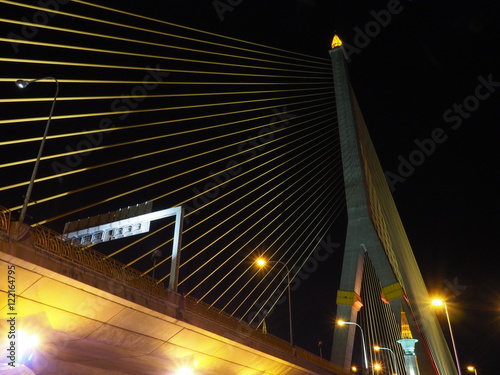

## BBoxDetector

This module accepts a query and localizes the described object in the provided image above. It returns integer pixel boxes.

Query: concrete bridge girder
[1,228,348,375]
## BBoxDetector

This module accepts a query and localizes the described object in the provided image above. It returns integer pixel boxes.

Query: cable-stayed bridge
[1,2,457,374]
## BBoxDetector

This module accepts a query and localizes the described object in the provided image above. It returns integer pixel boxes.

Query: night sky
[2,0,500,373]
[116,0,500,372]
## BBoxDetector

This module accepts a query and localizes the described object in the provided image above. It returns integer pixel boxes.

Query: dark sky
[139,0,500,371]
[323,1,500,373]
[2,0,499,373]
[179,0,495,372]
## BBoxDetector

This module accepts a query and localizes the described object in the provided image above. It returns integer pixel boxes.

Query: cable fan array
[0,1,352,322]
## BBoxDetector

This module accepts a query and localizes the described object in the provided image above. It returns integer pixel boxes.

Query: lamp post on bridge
[15,77,59,225]
[374,346,398,375]
[337,320,369,374]
[432,299,462,375]
[466,366,478,374]
[256,258,293,347]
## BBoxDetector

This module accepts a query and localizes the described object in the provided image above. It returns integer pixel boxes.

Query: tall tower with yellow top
[328,32,458,375]
[328,33,406,371]
[397,310,421,375]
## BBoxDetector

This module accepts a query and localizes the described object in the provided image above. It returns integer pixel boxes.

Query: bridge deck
[0,217,347,375]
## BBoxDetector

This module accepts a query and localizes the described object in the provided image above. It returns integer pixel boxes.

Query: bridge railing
[30,223,166,297]
[0,206,11,240]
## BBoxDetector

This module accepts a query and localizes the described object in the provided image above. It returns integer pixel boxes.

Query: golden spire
[331,34,343,49]
[401,309,413,339]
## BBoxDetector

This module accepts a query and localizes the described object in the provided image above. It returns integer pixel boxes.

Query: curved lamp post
[337,320,369,373]
[432,299,462,375]
[256,258,293,347]
[15,77,59,225]
[374,346,398,375]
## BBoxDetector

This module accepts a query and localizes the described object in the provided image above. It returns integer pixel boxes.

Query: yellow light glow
[256,258,266,267]
[331,34,343,49]
[18,331,39,349]
[351,365,358,372]
[467,366,475,371]
[373,363,383,372]
[176,366,194,375]
[337,319,346,326]
[374,345,381,351]
[17,330,40,363]
[432,299,444,306]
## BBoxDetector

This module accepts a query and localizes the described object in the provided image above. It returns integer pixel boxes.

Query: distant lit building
[397,309,421,375]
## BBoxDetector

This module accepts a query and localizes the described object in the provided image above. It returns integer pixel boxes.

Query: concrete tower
[397,310,421,375]
[329,34,405,372]
[328,34,458,375]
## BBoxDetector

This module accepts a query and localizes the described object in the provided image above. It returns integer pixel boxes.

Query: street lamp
[374,346,398,375]
[17,330,39,364]
[256,258,293,347]
[176,366,194,375]
[337,320,369,373]
[466,366,478,374]
[432,299,462,375]
[15,77,59,225]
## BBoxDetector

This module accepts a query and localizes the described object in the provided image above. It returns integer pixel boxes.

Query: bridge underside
[1,228,346,375]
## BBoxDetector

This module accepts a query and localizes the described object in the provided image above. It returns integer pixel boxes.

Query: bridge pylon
[328,36,407,372]
[327,35,458,375]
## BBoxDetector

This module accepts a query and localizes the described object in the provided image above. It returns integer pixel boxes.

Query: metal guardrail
[31,223,166,297]
[0,206,164,296]
[0,206,11,239]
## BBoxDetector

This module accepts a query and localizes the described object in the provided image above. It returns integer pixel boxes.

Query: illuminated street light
[176,366,193,375]
[351,365,358,373]
[373,363,383,372]
[432,299,462,375]
[337,320,369,373]
[15,77,59,225]
[374,346,398,375]
[256,258,266,267]
[466,366,478,374]
[17,330,39,364]
[256,258,293,347]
